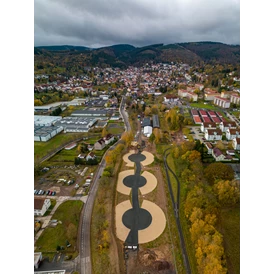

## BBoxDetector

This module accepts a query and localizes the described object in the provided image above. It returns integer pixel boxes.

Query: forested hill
[35,45,91,52]
[34,42,240,69]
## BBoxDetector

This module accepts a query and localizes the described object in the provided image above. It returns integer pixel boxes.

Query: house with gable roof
[204,142,213,154]
[103,133,115,145]
[219,121,237,132]
[204,128,222,141]
[34,198,51,216]
[212,147,233,162]
[226,128,240,140]
[94,138,106,150]
[86,152,96,161]
[201,122,217,133]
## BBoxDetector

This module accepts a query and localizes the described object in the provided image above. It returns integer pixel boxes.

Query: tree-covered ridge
[35,45,91,51]
[34,42,240,70]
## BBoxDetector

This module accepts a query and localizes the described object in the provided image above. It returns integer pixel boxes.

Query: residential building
[34,252,42,269]
[232,137,240,150]
[103,133,115,145]
[205,128,223,141]
[219,121,237,132]
[144,126,153,137]
[230,93,240,105]
[34,198,51,216]
[178,89,198,102]
[201,122,217,133]
[214,96,231,108]
[94,138,106,150]
[212,148,232,162]
[164,95,179,102]
[204,142,213,154]
[86,152,96,161]
[226,128,240,140]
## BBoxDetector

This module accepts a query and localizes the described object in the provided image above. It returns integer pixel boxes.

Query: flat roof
[34,115,62,125]
[54,117,98,130]
[199,110,208,116]
[202,117,212,123]
[211,117,222,123]
[194,116,202,123]
[152,115,160,128]
[208,111,216,117]
[34,125,63,137]
[191,109,199,116]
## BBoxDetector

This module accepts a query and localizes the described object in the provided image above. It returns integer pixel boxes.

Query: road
[34,97,131,274]
[163,147,192,274]
[79,158,106,274]
[78,96,131,274]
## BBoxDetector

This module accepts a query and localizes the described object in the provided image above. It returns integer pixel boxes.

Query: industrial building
[71,109,113,117]
[54,117,98,133]
[34,125,64,142]
[34,115,62,126]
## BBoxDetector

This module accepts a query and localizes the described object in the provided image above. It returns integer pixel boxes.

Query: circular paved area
[116,150,166,245]
[116,200,166,243]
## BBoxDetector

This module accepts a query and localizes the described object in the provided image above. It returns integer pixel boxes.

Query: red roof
[194,116,202,124]
[191,109,199,116]
[199,110,208,116]
[208,111,216,117]
[202,116,212,123]
[211,117,222,123]
[216,112,223,118]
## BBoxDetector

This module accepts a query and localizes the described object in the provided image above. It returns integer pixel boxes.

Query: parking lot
[34,165,96,197]
[186,126,205,142]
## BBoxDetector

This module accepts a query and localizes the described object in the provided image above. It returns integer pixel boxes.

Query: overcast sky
[34,0,240,48]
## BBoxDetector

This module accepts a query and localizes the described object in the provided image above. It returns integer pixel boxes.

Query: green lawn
[217,207,240,274]
[34,133,85,161]
[35,200,84,258]
[190,102,219,110]
[106,126,125,135]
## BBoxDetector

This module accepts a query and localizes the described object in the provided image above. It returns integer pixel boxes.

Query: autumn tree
[181,168,196,185]
[181,141,195,155]
[34,99,43,106]
[165,108,184,130]
[121,131,134,147]
[215,140,226,151]
[144,107,151,116]
[160,104,167,112]
[204,163,235,184]
[213,179,240,206]
[153,128,163,144]
[151,104,159,115]
[148,133,155,143]
[227,141,234,150]
[101,127,108,137]
[172,146,182,159]
[188,150,201,163]
[184,184,218,218]
[105,150,117,166]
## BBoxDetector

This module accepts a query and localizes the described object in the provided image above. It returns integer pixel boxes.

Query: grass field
[190,102,219,110]
[34,133,85,161]
[35,200,84,259]
[217,206,240,274]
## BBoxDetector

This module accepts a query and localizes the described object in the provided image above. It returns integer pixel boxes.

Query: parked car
[52,191,56,196]
[46,190,50,195]
[35,190,39,195]
[41,190,45,195]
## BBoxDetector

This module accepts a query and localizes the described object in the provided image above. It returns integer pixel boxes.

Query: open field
[190,102,219,110]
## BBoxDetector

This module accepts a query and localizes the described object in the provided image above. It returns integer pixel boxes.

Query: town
[34,59,240,274]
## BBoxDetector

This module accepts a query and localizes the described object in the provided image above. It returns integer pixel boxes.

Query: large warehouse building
[54,117,98,133]
[34,115,63,142]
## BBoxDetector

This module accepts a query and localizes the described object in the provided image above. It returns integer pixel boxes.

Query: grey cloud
[34,0,240,47]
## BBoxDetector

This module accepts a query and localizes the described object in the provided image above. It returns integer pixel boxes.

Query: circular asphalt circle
[122,208,152,230]
[128,153,146,163]
[123,175,147,188]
